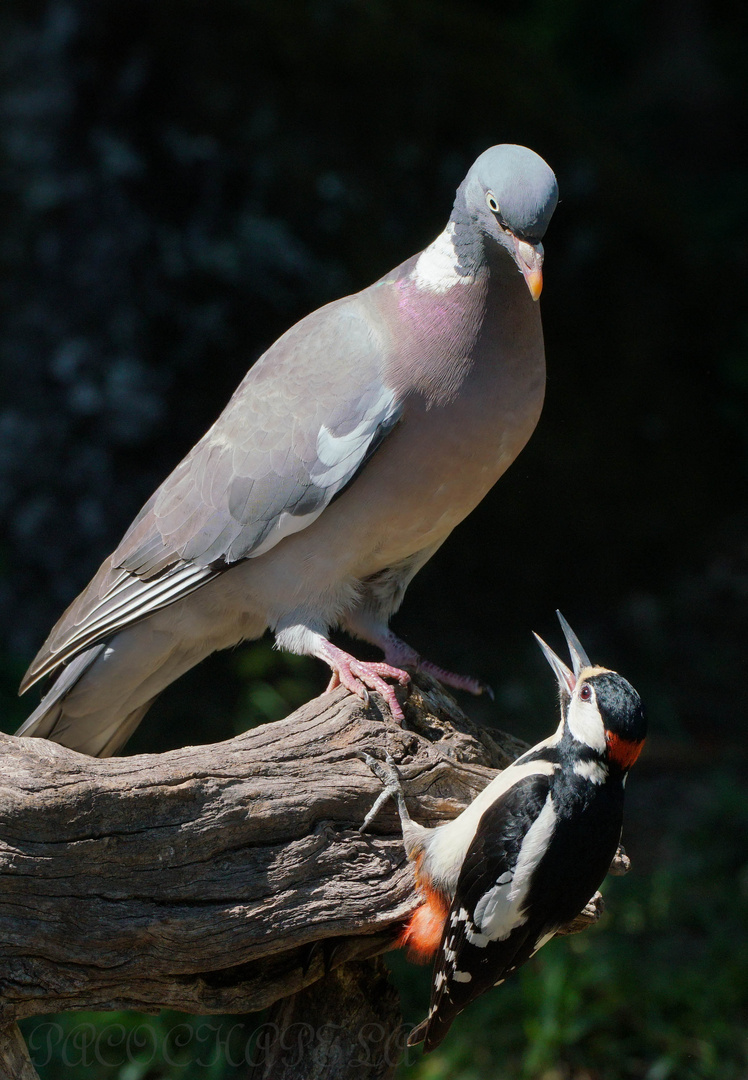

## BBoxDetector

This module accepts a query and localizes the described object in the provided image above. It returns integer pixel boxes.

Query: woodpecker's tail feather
[407,1019,428,1047]
[408,1012,455,1054]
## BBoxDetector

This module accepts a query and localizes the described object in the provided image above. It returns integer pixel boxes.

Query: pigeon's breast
[271,277,545,580]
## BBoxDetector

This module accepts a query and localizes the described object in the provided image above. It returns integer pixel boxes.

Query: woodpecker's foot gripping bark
[609,845,631,876]
[299,937,344,978]
[357,752,411,834]
[415,658,494,700]
[357,752,450,966]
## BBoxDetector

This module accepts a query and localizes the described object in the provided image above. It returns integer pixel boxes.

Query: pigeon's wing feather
[21,296,404,690]
[415,773,555,1052]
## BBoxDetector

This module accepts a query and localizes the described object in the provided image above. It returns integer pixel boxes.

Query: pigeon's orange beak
[512,237,544,301]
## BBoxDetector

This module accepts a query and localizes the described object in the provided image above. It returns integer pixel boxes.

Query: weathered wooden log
[0,1023,39,1080]
[245,957,406,1080]
[0,674,604,1076]
[0,676,516,1020]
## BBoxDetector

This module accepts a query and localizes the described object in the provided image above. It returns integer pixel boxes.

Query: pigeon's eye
[580,684,592,701]
[486,193,500,214]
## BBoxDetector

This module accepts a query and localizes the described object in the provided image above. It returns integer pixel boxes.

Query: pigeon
[17,144,558,756]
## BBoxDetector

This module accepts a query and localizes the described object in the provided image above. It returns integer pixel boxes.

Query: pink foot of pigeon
[316,640,410,720]
[414,659,492,698]
[374,629,493,699]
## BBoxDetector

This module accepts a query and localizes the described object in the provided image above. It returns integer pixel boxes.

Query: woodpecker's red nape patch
[606,731,644,769]
[397,889,450,963]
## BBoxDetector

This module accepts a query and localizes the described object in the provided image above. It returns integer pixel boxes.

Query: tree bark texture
[0,677,519,1019]
[245,957,406,1080]
[0,1024,40,1080]
[0,675,602,1076]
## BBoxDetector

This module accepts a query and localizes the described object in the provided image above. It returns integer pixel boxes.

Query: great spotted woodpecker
[361,612,646,1053]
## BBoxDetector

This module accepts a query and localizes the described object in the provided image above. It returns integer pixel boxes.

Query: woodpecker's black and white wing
[411,771,560,1053]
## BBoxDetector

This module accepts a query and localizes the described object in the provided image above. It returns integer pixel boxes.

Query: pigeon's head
[464,144,558,300]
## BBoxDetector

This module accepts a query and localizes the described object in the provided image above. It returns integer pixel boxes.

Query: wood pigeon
[17,144,558,756]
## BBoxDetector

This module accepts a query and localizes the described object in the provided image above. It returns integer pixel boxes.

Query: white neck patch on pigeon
[412,222,472,294]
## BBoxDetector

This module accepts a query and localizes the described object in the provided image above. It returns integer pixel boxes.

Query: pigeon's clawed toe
[355,624,488,701]
[415,660,489,698]
[317,641,410,720]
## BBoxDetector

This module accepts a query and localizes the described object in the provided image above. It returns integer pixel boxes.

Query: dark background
[1,2,746,1078]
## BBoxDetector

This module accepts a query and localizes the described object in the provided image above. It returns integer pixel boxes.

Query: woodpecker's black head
[534,611,647,771]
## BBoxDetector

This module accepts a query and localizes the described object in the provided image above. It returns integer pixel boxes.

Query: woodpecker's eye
[580,684,592,701]
[486,193,500,214]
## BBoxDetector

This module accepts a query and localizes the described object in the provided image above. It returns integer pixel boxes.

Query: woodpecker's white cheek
[566,697,607,752]
[573,759,608,784]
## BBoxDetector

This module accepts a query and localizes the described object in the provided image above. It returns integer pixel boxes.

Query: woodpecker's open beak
[555,611,592,675]
[533,611,592,696]
[512,237,544,301]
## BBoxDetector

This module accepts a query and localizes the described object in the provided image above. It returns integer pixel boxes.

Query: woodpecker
[361,611,646,1053]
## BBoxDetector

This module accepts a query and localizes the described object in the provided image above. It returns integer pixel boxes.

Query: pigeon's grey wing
[21,296,404,690]
[415,773,553,1053]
